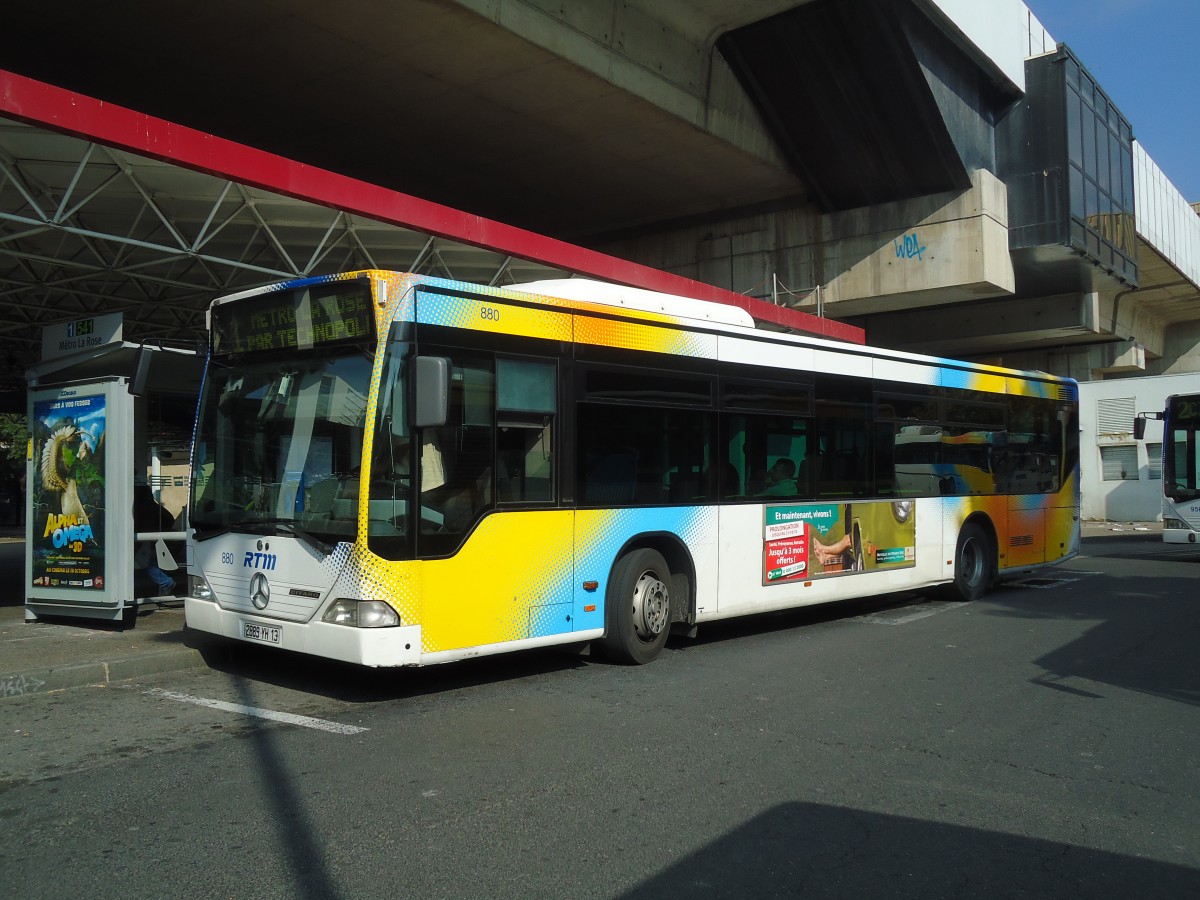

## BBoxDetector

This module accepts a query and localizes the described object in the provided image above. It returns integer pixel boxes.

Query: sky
[1028,0,1199,202]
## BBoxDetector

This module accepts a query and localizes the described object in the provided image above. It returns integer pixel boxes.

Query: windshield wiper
[242,518,334,556]
[280,522,334,557]
[192,525,232,542]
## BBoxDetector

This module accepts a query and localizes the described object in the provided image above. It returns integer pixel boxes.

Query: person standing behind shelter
[133,484,176,596]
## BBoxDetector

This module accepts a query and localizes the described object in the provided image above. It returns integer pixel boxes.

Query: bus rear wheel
[949,522,992,601]
[601,548,672,665]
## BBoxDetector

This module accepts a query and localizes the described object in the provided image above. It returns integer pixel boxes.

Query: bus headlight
[322,599,400,628]
[1163,518,1187,530]
[189,575,215,601]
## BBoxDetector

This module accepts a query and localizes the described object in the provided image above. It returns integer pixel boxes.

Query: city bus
[183,270,1080,667]
[1135,394,1200,543]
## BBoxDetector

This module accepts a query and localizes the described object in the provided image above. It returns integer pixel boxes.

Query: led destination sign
[212,281,374,356]
[1169,396,1200,425]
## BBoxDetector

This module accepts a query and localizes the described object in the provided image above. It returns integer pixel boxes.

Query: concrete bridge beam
[861,292,1104,357]
[451,0,789,165]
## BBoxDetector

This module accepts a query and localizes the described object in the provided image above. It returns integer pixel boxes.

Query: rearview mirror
[411,356,450,429]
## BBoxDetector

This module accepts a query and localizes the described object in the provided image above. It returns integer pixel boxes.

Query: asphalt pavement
[0,519,1165,700]
[0,527,227,699]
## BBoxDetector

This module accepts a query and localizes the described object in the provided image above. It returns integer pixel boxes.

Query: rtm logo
[244,552,278,570]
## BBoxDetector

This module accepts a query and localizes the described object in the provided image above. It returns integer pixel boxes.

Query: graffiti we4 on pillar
[894,232,928,261]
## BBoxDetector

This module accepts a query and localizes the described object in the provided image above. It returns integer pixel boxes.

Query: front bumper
[1163,527,1198,544]
[184,597,422,667]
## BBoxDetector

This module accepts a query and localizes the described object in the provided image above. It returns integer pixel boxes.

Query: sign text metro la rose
[41,312,124,361]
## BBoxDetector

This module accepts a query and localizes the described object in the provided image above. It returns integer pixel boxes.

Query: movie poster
[29,392,107,591]
[764,500,916,586]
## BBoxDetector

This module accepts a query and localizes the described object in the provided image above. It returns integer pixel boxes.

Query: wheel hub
[631,571,669,640]
[960,537,983,584]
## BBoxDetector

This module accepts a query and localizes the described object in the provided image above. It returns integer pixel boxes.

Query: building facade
[1078,372,1200,522]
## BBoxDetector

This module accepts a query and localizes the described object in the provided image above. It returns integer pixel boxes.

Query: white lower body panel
[185,597,422,667]
[1163,527,1199,544]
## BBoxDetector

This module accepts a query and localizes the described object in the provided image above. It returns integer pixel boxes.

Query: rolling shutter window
[1099,445,1138,481]
[1097,397,1135,436]
[1147,443,1163,480]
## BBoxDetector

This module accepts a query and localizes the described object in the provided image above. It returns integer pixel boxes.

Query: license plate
[242,621,281,645]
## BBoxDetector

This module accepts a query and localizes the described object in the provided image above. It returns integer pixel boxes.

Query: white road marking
[146,688,368,734]
[858,601,966,625]
[860,571,1103,624]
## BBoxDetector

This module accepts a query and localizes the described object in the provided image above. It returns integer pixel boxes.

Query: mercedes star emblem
[250,572,271,610]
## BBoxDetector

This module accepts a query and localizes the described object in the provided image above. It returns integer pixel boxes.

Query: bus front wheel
[949,522,992,602]
[601,548,672,665]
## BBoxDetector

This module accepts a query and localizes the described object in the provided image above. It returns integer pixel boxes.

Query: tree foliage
[0,414,28,468]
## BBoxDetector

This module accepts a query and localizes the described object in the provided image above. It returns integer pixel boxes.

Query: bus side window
[815,374,872,498]
[1006,395,1064,493]
[725,413,810,500]
[582,447,638,505]
[497,422,552,502]
[579,404,712,507]
[416,354,495,554]
[496,358,556,504]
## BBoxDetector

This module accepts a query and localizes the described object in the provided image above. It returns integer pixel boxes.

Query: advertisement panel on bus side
[763,500,917,585]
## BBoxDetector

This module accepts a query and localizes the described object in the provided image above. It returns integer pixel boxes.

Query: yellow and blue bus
[184,270,1080,666]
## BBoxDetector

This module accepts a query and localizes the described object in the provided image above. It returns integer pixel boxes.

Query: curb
[0,637,220,701]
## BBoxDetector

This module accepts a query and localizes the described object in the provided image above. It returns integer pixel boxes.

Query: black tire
[949,522,992,601]
[600,548,672,665]
[850,521,865,572]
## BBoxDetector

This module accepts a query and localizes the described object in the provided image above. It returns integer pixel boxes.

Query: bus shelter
[24,337,201,623]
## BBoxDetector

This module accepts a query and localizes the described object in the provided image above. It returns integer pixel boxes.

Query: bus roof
[510,278,756,329]
[209,270,1078,394]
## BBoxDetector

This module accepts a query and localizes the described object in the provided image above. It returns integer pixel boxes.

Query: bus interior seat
[668,469,701,501]
[797,453,826,492]
[831,451,863,482]
[306,476,339,515]
[584,450,638,505]
[636,474,669,504]
[497,466,518,502]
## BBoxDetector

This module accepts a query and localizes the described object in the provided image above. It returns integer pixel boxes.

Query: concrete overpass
[1,0,1197,393]
[2,0,811,239]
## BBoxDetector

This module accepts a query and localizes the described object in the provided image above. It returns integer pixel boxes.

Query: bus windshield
[1165,394,1200,502]
[190,351,374,546]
